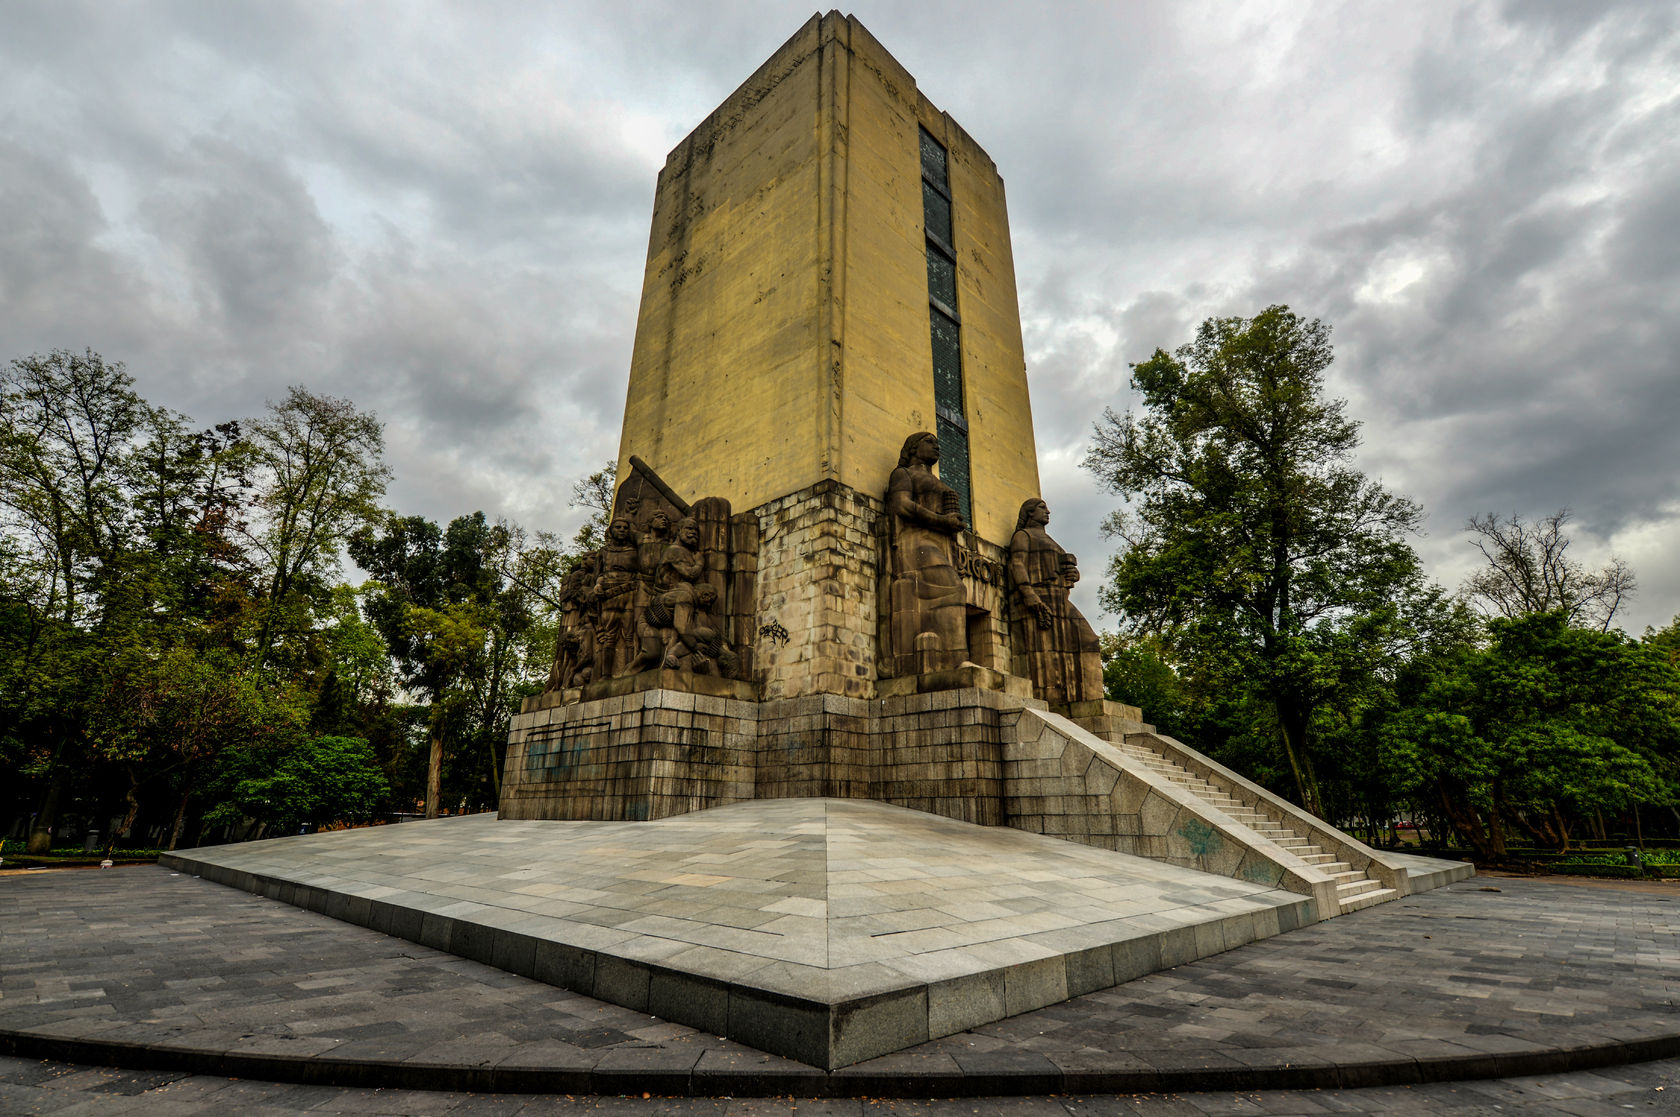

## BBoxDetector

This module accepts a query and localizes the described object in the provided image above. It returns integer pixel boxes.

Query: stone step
[1114,740,1399,915]
[1337,878,1384,898]
[1337,886,1398,913]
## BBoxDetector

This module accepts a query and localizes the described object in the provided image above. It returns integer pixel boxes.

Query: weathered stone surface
[1006,498,1103,705]
[506,684,1039,828]
[882,431,974,678]
[160,799,1365,1069]
[612,14,1040,547]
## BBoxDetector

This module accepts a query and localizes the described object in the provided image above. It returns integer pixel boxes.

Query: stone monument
[164,13,1466,1076]
[500,10,1093,826]
[499,10,1419,926]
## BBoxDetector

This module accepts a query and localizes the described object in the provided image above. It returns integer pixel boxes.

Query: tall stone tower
[613,12,1041,702]
[617,13,1039,543]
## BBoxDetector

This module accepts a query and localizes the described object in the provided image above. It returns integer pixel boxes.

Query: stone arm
[887,468,965,533]
[660,543,704,587]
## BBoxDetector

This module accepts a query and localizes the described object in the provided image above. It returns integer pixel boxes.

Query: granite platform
[158,799,1394,1068]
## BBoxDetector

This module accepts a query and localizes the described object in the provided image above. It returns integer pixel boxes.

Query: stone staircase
[1114,736,1398,912]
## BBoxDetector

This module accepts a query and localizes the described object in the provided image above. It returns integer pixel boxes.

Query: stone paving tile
[1,1053,1678,1113]
[3,866,1677,1092]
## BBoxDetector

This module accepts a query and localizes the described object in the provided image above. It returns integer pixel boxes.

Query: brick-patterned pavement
[2,865,1677,1097]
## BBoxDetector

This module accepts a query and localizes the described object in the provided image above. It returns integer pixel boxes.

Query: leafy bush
[1549,863,1646,878]
[0,840,162,859]
[205,734,389,834]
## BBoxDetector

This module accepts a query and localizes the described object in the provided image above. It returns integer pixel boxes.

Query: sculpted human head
[647,510,671,536]
[1015,499,1049,532]
[675,517,700,548]
[898,431,940,468]
[607,517,634,543]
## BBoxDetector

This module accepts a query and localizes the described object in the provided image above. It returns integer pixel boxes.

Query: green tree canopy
[1378,611,1675,856]
[206,734,389,836]
[1084,306,1441,814]
[244,386,389,675]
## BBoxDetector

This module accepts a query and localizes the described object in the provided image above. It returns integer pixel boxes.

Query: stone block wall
[502,689,757,822]
[754,693,876,801]
[873,687,1014,826]
[507,682,1039,829]
[753,480,882,700]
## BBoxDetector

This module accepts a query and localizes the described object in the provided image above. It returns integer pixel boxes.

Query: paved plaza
[3,860,1676,1102]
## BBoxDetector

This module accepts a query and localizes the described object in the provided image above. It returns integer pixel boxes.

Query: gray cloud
[1,0,1677,631]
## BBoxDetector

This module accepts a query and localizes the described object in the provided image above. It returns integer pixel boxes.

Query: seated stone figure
[884,431,969,675]
[1008,498,1103,705]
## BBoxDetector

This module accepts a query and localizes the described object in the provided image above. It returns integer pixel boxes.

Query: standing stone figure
[635,511,673,603]
[884,431,970,675]
[545,560,598,692]
[592,517,641,679]
[1008,498,1103,705]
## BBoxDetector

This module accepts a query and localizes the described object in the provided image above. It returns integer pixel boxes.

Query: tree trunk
[1551,803,1572,852]
[1506,808,1543,848]
[166,781,192,851]
[26,767,66,854]
[1276,707,1323,817]
[117,769,142,840]
[1435,783,1497,859]
[425,708,445,820]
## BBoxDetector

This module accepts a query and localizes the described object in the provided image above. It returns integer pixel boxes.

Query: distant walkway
[2,866,1678,1096]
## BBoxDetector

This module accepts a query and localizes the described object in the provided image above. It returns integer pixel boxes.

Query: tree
[1101,633,1196,743]
[1378,611,1673,857]
[0,350,160,851]
[1084,306,1431,815]
[350,512,554,817]
[1463,509,1635,632]
[567,461,616,554]
[206,734,388,837]
[0,350,150,627]
[244,387,389,675]
[91,645,302,848]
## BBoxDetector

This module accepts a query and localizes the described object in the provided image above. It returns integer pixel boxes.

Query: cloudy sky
[4,1,1677,633]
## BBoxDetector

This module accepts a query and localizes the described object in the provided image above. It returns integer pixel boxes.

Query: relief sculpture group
[548,435,1102,709]
[544,459,752,695]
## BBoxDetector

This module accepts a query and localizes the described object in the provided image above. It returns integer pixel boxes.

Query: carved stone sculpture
[592,517,641,679]
[629,515,701,673]
[636,511,673,604]
[544,560,599,692]
[1008,498,1103,705]
[666,583,737,676]
[884,431,970,676]
[545,457,757,698]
